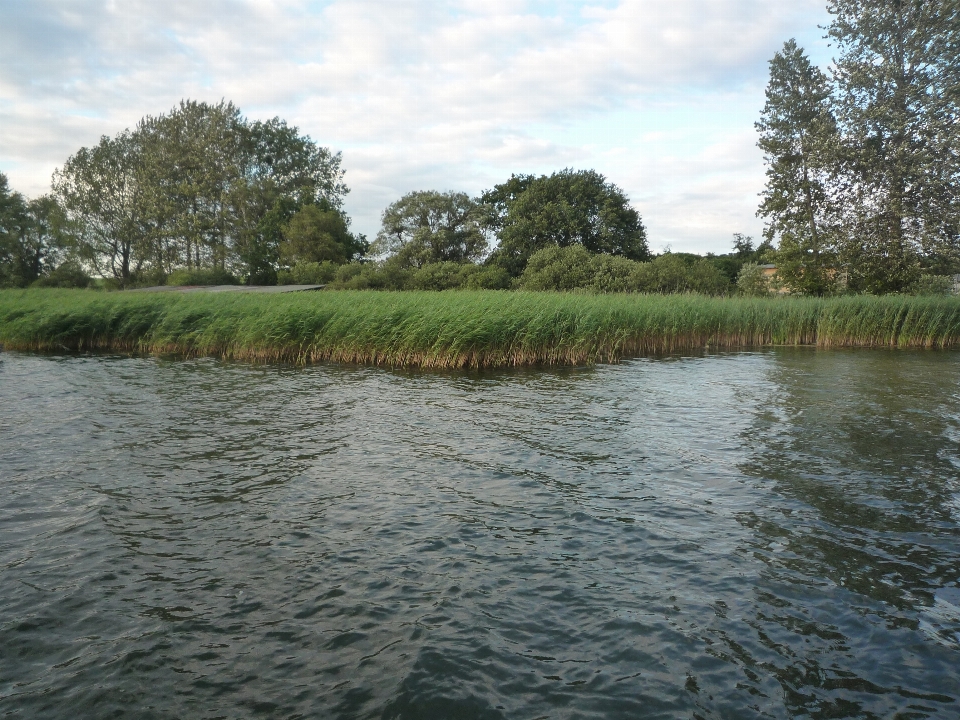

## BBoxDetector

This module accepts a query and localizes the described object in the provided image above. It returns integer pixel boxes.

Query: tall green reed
[2,289,959,367]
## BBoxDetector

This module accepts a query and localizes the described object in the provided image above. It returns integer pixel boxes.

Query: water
[1,349,958,719]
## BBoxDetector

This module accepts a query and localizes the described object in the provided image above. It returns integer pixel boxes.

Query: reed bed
[2,289,959,368]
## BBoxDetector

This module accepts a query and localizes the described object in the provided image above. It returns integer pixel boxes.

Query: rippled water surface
[2,349,959,719]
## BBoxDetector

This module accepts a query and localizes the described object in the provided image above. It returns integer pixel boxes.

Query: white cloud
[0,0,832,252]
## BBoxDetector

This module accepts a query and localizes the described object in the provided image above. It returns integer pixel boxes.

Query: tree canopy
[483,169,649,276]
[373,191,487,268]
[50,100,354,287]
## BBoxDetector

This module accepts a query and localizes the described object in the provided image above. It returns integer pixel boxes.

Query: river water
[1,350,959,719]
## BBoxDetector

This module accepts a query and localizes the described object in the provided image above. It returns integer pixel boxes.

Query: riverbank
[1,289,959,367]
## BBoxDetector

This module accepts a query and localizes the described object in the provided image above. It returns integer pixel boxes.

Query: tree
[136,100,244,274]
[136,101,350,282]
[20,196,73,284]
[50,100,352,285]
[757,40,839,295]
[52,131,148,287]
[0,173,30,287]
[373,191,487,268]
[477,173,534,235]
[484,169,649,275]
[228,115,350,282]
[280,202,366,266]
[827,0,960,293]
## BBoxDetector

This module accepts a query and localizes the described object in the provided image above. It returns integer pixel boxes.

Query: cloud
[0,0,832,252]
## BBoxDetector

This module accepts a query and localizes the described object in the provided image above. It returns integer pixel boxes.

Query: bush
[913,274,956,296]
[409,262,473,290]
[323,261,412,291]
[634,254,731,295]
[30,262,92,289]
[167,267,240,286]
[518,245,595,290]
[278,261,339,285]
[590,254,641,293]
[464,265,512,290]
[737,262,772,297]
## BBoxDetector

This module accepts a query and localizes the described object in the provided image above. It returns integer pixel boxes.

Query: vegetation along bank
[2,289,959,369]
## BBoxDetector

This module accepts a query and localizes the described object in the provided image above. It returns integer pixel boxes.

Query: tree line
[2,0,957,296]
[2,100,362,289]
[0,119,774,295]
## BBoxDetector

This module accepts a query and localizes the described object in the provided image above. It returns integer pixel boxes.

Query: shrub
[167,267,240,286]
[30,262,92,289]
[913,274,955,296]
[590,254,641,293]
[464,265,512,290]
[278,261,339,285]
[518,245,595,290]
[409,262,472,290]
[737,262,772,297]
[627,255,731,295]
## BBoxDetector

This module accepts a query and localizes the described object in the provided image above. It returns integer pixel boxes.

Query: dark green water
[1,350,958,719]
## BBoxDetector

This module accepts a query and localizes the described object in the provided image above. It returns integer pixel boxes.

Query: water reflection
[736,349,960,716]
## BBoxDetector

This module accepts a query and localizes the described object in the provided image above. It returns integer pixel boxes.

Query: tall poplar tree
[757,39,839,295]
[828,0,960,292]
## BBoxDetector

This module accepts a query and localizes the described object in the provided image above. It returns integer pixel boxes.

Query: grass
[2,288,960,368]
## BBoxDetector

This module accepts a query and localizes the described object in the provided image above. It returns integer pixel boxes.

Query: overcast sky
[0,0,834,254]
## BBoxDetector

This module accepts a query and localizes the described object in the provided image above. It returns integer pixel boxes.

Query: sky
[0,0,835,254]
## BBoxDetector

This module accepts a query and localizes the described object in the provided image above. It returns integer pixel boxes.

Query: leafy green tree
[228,115,350,282]
[136,100,243,273]
[52,131,149,287]
[20,196,74,285]
[280,202,366,266]
[757,40,839,295]
[478,174,534,235]
[484,169,649,275]
[827,0,960,293]
[0,173,31,287]
[1,175,80,287]
[374,191,487,268]
[52,100,350,285]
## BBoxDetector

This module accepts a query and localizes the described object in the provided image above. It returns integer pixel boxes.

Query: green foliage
[636,254,731,295]
[374,191,487,268]
[464,265,512,290]
[516,246,731,295]
[759,3,960,294]
[757,40,839,296]
[30,261,92,289]
[166,267,240,286]
[51,100,351,287]
[484,169,649,275]
[590,254,643,293]
[912,274,956,297]
[52,130,149,287]
[280,203,364,266]
[0,173,31,287]
[737,263,773,297]
[408,262,477,291]
[4,290,960,369]
[277,261,339,285]
[518,245,595,291]
[1,175,78,288]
